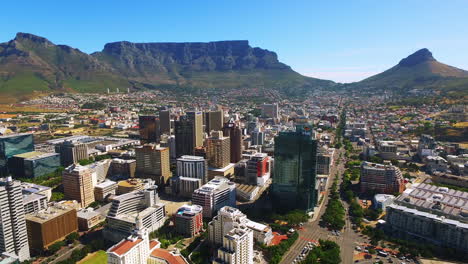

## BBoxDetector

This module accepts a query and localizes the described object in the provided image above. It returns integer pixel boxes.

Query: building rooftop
[150,248,188,264]
[109,238,143,256]
[178,155,205,161]
[0,133,32,139]
[22,192,46,204]
[176,204,203,216]
[21,182,51,194]
[77,208,101,219]
[25,203,75,224]
[13,151,58,160]
[195,177,234,194]
[394,182,468,222]
[95,180,117,189]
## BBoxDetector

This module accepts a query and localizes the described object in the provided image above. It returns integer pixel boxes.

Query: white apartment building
[192,177,236,218]
[208,206,273,246]
[213,226,254,264]
[104,186,166,243]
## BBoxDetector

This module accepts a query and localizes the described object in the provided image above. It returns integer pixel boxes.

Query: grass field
[454,122,468,128]
[78,250,107,264]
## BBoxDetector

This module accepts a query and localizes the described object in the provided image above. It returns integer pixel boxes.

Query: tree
[51,192,65,201]
[65,232,79,243]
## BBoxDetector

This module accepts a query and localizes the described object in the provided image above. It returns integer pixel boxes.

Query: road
[49,244,84,264]
[280,148,367,264]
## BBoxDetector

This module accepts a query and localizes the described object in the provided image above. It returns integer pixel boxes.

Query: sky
[1,0,468,83]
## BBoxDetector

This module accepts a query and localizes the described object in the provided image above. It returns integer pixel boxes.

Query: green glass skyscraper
[272,124,318,212]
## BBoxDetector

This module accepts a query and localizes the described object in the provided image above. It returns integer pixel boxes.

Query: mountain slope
[355,48,468,92]
[0,33,131,101]
[0,33,333,102]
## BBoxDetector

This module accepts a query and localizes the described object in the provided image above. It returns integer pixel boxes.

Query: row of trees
[260,232,299,264]
[321,178,345,230]
[300,239,341,264]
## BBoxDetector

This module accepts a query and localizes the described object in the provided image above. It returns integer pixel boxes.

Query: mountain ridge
[0,33,333,102]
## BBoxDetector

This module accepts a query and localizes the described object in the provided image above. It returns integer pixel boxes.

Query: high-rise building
[25,203,78,252]
[192,177,236,217]
[0,133,34,176]
[204,111,223,134]
[186,111,204,148]
[213,226,254,264]
[62,165,95,208]
[261,103,279,119]
[250,130,264,146]
[206,131,230,169]
[139,116,160,144]
[175,116,195,156]
[104,186,166,243]
[159,110,171,135]
[208,206,273,246]
[177,155,208,184]
[272,124,318,212]
[360,161,405,194]
[223,123,242,163]
[0,177,30,261]
[54,140,88,167]
[135,144,172,185]
[174,204,203,237]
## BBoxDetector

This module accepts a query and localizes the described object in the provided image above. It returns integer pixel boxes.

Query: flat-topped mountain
[0,33,333,102]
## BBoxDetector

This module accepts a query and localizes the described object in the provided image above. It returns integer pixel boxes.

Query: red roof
[150,248,188,264]
[110,238,142,256]
[149,240,160,249]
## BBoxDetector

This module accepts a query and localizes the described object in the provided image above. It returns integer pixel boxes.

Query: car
[356,246,362,251]
[364,249,369,253]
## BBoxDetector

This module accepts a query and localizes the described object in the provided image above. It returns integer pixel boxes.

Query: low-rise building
[174,204,203,237]
[94,180,117,201]
[385,182,468,253]
[373,194,395,210]
[117,178,155,195]
[77,208,105,231]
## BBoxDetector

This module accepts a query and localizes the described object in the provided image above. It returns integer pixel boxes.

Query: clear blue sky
[2,0,467,83]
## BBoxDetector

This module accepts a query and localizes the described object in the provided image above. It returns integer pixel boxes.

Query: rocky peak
[398,48,436,67]
[14,32,53,46]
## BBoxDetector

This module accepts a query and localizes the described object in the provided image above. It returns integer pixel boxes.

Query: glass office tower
[0,134,34,176]
[272,124,318,212]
